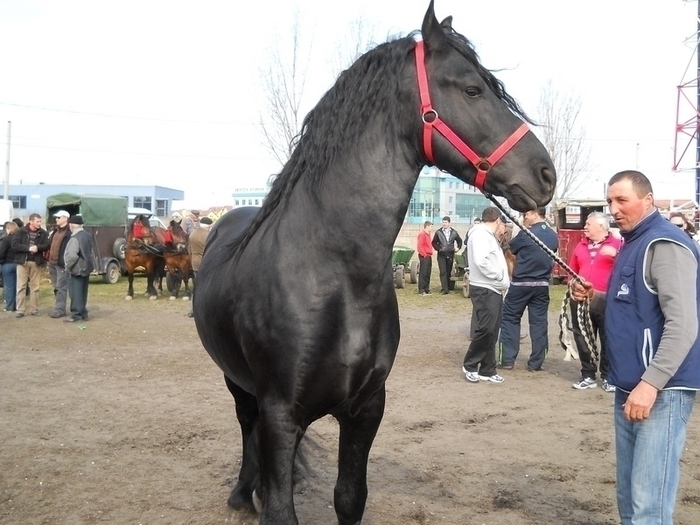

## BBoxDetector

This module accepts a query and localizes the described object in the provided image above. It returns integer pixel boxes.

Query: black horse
[194,3,556,524]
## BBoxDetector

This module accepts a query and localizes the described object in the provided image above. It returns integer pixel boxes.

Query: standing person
[569,212,622,392]
[47,210,72,318]
[498,208,559,371]
[11,213,50,318]
[63,215,95,322]
[416,221,434,295]
[572,170,699,525]
[431,216,462,294]
[668,211,700,243]
[462,207,510,384]
[0,221,19,312]
[187,216,212,317]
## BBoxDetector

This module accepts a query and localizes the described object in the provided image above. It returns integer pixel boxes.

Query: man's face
[583,217,604,240]
[607,179,653,232]
[425,224,433,234]
[29,217,42,231]
[442,220,450,229]
[56,216,68,228]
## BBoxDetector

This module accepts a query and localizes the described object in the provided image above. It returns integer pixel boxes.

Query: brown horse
[124,215,164,300]
[161,220,193,300]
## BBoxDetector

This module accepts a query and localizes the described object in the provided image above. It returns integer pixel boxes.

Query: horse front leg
[334,385,386,525]
[126,272,135,300]
[225,376,260,513]
[257,399,304,525]
[146,270,158,300]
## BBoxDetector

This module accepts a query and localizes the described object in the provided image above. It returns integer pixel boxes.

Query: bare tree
[258,15,311,167]
[535,81,591,200]
[330,16,378,77]
[258,16,378,169]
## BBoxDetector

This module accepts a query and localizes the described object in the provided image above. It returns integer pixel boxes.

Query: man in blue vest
[573,170,700,524]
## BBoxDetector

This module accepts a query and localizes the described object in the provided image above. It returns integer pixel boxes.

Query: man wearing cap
[48,210,72,318]
[63,215,95,322]
[11,213,50,318]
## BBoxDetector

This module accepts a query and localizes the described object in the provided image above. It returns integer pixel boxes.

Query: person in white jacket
[462,206,510,384]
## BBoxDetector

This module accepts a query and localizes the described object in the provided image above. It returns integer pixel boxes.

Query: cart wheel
[394,267,405,289]
[103,261,121,284]
[409,260,418,284]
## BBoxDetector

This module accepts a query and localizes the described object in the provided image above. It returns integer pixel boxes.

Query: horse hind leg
[126,271,135,300]
[334,385,386,525]
[224,376,261,513]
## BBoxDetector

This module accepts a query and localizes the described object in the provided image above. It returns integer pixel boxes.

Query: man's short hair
[423,221,433,228]
[608,170,653,197]
[481,206,501,223]
[442,216,451,223]
[28,213,41,221]
[535,207,547,218]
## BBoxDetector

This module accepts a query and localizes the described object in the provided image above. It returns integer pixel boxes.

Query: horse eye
[465,87,481,98]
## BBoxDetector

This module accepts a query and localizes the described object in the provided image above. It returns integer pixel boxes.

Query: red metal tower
[673,1,700,206]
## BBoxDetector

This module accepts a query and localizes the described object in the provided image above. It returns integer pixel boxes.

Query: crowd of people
[0,209,211,322]
[414,170,699,525]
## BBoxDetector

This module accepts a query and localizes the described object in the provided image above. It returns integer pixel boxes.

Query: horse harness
[413,39,530,191]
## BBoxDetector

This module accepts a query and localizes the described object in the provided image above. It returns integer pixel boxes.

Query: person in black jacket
[0,221,20,311]
[63,215,95,322]
[11,213,50,318]
[431,216,463,294]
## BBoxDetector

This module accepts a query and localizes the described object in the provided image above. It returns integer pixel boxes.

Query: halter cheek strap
[414,39,530,191]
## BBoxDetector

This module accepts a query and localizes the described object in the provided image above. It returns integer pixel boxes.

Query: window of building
[448,196,453,204]
[155,200,169,217]
[9,195,26,209]
[234,199,240,206]
[133,196,152,210]
[255,199,260,206]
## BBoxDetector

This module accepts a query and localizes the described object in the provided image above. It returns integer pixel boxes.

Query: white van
[127,207,167,229]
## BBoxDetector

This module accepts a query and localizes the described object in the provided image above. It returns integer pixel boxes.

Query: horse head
[418,1,556,211]
[129,215,153,244]
[168,220,188,253]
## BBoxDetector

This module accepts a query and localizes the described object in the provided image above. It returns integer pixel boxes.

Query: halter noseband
[414,39,530,191]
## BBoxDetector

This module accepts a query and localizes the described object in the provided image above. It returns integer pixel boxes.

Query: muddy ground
[1,279,699,524]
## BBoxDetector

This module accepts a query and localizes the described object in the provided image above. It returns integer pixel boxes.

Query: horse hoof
[169,296,176,301]
[125,296,133,301]
[182,296,190,301]
[149,295,158,301]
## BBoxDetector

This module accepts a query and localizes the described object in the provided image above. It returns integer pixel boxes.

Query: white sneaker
[479,373,505,384]
[572,377,597,390]
[462,366,480,383]
[601,380,616,392]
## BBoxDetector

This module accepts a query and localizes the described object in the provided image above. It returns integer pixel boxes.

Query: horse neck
[305,138,422,256]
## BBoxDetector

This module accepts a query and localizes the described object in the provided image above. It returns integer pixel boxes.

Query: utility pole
[3,121,10,200]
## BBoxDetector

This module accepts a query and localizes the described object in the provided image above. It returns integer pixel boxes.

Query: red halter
[414,39,530,191]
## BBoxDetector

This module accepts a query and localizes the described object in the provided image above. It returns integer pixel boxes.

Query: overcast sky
[1,0,697,207]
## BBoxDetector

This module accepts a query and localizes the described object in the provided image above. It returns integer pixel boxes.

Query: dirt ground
[1,280,699,525]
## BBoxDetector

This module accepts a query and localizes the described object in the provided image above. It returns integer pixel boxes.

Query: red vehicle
[551,200,608,284]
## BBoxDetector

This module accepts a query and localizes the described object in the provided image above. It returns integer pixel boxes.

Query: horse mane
[226,26,529,260]
[169,220,186,238]
[128,215,150,239]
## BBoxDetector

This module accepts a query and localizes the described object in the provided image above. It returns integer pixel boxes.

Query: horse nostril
[541,166,557,194]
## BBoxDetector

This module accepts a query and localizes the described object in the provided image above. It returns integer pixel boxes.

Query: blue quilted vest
[606,210,700,392]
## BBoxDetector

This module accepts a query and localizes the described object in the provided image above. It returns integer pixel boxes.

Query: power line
[0,101,244,125]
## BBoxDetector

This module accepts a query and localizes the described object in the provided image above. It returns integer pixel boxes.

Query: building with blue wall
[4,184,184,220]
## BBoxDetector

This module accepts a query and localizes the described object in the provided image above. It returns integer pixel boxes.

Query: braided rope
[483,195,599,367]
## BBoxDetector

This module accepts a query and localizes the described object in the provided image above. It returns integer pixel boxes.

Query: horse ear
[422,1,448,50]
[440,16,453,31]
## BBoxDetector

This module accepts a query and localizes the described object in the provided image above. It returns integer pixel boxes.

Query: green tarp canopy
[46,193,128,227]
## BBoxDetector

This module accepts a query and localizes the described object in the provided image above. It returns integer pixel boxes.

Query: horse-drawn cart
[46,193,128,284]
[392,246,418,288]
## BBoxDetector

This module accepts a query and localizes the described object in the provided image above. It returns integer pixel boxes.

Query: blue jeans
[2,262,17,311]
[614,389,696,525]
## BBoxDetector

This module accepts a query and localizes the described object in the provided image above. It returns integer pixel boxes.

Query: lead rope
[483,194,599,367]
